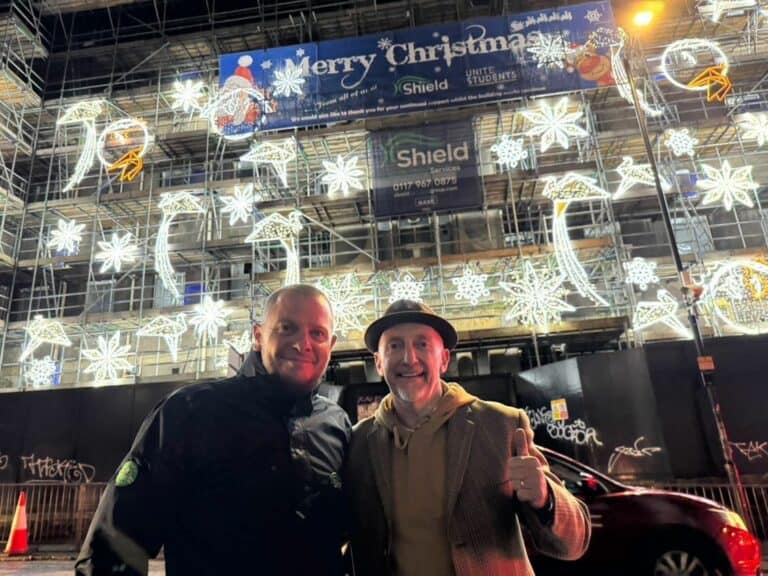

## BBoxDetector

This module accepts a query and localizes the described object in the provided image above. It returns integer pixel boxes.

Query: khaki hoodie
[373,382,476,576]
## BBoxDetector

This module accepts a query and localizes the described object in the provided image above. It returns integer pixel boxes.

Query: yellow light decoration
[244,211,304,286]
[661,39,729,96]
[96,118,151,169]
[686,65,732,103]
[107,148,144,182]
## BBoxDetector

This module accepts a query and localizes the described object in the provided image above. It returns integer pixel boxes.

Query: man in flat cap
[345,299,590,576]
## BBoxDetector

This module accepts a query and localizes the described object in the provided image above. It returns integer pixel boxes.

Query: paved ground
[0,560,165,574]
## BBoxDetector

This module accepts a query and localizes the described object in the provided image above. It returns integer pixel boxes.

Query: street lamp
[620,44,754,531]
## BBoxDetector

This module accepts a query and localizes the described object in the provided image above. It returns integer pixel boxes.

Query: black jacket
[75,352,351,575]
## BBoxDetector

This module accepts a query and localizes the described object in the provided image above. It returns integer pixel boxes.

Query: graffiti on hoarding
[525,406,604,447]
[21,454,96,484]
[607,436,663,474]
[730,441,768,462]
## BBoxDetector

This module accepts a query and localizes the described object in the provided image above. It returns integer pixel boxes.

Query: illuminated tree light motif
[155,192,206,298]
[632,290,692,338]
[20,316,72,362]
[239,139,296,187]
[224,329,252,355]
[244,211,304,286]
[136,313,188,362]
[521,98,588,153]
[82,331,133,383]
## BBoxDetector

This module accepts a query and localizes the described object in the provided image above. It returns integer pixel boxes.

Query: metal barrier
[0,483,106,547]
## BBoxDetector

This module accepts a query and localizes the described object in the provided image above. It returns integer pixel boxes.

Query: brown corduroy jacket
[345,393,591,576]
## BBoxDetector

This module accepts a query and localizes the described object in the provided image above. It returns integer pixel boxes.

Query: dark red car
[531,448,762,576]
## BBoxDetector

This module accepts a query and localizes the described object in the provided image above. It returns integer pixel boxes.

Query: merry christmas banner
[217,1,616,137]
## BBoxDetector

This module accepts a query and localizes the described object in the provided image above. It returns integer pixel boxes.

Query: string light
[136,313,188,362]
[521,98,588,153]
[738,113,768,147]
[156,192,206,298]
[189,296,232,344]
[24,356,57,388]
[48,218,86,255]
[321,155,365,197]
[224,329,252,355]
[499,259,575,332]
[526,33,570,69]
[452,265,490,306]
[220,183,260,226]
[389,272,425,303]
[170,79,206,113]
[20,315,72,362]
[632,290,692,338]
[271,60,305,97]
[316,274,372,337]
[660,39,729,92]
[82,331,133,383]
[664,128,699,158]
[244,211,304,286]
[94,232,138,274]
[697,160,758,211]
[704,260,768,334]
[490,135,528,170]
[96,118,151,169]
[609,31,664,117]
[542,173,611,306]
[57,100,104,193]
[239,139,296,187]
[614,156,670,198]
[623,257,659,291]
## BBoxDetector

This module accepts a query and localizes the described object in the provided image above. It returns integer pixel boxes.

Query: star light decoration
[316,274,372,337]
[521,98,588,153]
[136,313,188,362]
[170,79,207,113]
[697,160,759,211]
[189,296,232,344]
[389,272,425,303]
[738,113,768,147]
[224,329,252,355]
[19,315,72,362]
[48,218,86,255]
[632,290,692,338]
[57,100,104,193]
[82,331,133,383]
[95,232,138,274]
[321,155,365,197]
[240,139,296,187]
[156,192,206,298]
[526,33,570,69]
[614,157,670,198]
[664,128,699,158]
[271,60,305,97]
[542,173,611,306]
[24,356,57,388]
[623,257,659,291]
[490,135,528,170]
[245,211,304,286]
[452,265,490,306]
[220,183,260,226]
[499,259,575,332]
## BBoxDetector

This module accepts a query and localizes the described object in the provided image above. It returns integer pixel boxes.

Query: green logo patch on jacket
[115,460,139,487]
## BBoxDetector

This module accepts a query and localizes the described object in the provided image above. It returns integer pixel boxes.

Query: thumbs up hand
[505,428,549,509]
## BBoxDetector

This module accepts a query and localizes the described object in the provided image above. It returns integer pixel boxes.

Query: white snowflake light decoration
[490,135,528,170]
[272,60,305,97]
[585,8,603,22]
[225,329,253,355]
[632,290,692,338]
[377,37,393,50]
[24,356,57,388]
[697,160,758,211]
[190,297,232,344]
[664,128,699,158]
[240,139,297,187]
[57,100,104,193]
[499,259,575,332]
[20,315,72,362]
[321,155,365,197]
[614,157,669,198]
[521,98,588,153]
[136,313,188,362]
[452,266,490,306]
[738,113,768,147]
[542,173,612,306]
[82,331,133,383]
[389,272,426,303]
[623,257,659,291]
[48,219,86,255]
[245,211,304,286]
[220,183,260,226]
[170,79,206,113]
[95,232,138,274]
[527,33,570,69]
[316,274,372,337]
[156,192,206,298]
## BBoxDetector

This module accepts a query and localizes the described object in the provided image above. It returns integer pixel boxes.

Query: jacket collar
[237,351,316,417]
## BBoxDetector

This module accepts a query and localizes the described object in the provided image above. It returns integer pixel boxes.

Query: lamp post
[621,49,753,530]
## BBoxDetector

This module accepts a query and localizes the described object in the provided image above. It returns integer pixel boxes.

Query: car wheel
[651,547,724,576]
